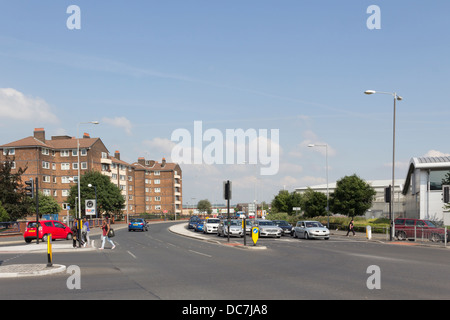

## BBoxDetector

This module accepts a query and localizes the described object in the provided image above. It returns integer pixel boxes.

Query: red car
[394,218,449,242]
[24,220,73,243]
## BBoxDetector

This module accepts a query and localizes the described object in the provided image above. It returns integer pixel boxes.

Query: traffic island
[0,264,66,278]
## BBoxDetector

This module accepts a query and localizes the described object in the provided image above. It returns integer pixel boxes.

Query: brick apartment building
[0,128,182,217]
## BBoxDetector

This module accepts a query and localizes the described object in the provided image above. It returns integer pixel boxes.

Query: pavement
[1,220,447,278]
[0,224,126,278]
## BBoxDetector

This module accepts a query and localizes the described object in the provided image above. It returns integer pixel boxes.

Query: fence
[0,222,21,235]
[393,225,449,247]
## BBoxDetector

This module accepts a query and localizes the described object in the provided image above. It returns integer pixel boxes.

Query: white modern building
[402,156,450,221]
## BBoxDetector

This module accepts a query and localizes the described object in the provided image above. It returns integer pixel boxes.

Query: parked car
[217,220,244,237]
[255,220,282,238]
[129,218,148,232]
[272,220,292,236]
[194,219,205,232]
[203,218,220,234]
[292,221,330,240]
[244,219,254,234]
[23,220,73,243]
[394,218,449,242]
[188,216,199,229]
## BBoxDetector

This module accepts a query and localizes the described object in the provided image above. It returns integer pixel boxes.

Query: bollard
[47,233,52,267]
[366,225,372,240]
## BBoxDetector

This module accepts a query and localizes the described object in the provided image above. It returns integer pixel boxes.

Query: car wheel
[66,233,73,240]
[25,238,32,243]
[304,232,309,240]
[430,233,441,242]
[42,234,48,242]
[396,231,407,241]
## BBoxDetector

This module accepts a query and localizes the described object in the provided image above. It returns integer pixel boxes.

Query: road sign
[251,226,259,245]
[85,199,96,215]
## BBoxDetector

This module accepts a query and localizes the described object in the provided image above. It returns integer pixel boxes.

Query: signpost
[251,226,259,246]
[85,199,96,216]
[47,234,52,267]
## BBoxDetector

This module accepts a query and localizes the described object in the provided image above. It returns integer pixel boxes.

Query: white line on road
[127,250,137,259]
[189,250,212,258]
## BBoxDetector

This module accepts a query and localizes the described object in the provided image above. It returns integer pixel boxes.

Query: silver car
[293,221,330,240]
[203,218,220,234]
[255,220,282,238]
[217,220,244,237]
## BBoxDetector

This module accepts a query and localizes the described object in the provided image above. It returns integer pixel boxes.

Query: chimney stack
[138,157,146,165]
[33,128,45,143]
[114,151,120,160]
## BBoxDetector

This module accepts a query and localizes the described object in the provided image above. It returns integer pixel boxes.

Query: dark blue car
[188,216,199,229]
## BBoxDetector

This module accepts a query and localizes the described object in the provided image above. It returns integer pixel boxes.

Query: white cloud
[0,88,59,123]
[423,150,450,157]
[102,116,133,135]
[299,130,336,157]
[142,137,177,160]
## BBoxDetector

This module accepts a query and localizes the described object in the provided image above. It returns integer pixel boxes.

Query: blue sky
[1,1,450,205]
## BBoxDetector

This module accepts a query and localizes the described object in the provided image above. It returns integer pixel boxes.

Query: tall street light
[364,90,403,241]
[77,121,99,226]
[308,143,329,228]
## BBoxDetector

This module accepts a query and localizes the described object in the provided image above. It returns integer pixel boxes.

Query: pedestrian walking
[71,219,84,247]
[100,218,115,250]
[82,217,90,247]
[346,219,356,236]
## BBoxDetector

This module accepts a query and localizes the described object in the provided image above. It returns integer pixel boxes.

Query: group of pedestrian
[71,217,115,250]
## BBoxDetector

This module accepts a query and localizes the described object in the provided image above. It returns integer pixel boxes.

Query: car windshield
[229,220,240,226]
[27,222,40,228]
[275,221,289,226]
[258,221,275,226]
[131,219,143,223]
[305,222,323,228]
[207,219,220,223]
[424,220,437,227]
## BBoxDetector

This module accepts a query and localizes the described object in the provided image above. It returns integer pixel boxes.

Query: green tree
[0,157,33,221]
[67,171,124,217]
[35,192,61,215]
[197,199,212,215]
[0,201,10,222]
[300,188,327,218]
[330,174,376,217]
[271,190,302,215]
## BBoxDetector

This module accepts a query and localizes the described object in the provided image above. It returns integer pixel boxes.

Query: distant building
[0,128,182,217]
[295,179,405,219]
[402,156,450,221]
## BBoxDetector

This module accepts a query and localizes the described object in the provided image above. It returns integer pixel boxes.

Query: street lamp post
[77,121,99,245]
[364,90,403,241]
[308,144,329,228]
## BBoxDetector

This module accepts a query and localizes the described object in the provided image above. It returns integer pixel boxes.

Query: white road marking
[127,250,137,259]
[189,250,212,258]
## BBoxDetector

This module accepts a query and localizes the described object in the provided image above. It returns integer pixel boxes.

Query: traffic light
[384,186,391,203]
[25,179,34,198]
[223,180,232,200]
[443,186,450,204]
